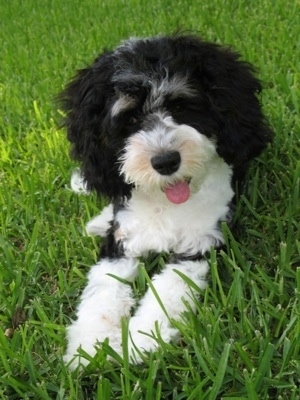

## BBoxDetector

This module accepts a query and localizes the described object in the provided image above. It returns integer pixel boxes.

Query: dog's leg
[128,259,208,362]
[64,257,138,369]
[85,204,114,237]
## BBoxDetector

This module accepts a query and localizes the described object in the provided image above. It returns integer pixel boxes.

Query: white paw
[86,204,114,237]
[64,259,139,369]
[127,317,179,363]
[70,169,89,194]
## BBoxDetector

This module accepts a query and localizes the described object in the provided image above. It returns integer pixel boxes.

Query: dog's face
[119,112,216,203]
[60,35,272,201]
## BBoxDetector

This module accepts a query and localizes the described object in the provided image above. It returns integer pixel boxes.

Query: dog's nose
[151,151,181,175]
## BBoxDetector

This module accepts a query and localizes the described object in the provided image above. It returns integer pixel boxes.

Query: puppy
[59,34,272,368]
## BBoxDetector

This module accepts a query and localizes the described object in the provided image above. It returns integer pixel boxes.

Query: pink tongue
[164,181,190,204]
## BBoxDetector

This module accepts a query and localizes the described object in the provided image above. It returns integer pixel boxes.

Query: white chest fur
[115,159,234,257]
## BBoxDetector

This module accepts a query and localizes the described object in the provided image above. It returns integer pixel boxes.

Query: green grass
[0,0,299,398]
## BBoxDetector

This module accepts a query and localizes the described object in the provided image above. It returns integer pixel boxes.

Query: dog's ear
[201,46,273,166]
[59,52,132,200]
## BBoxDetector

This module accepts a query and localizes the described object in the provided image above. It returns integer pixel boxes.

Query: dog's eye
[129,116,138,124]
[123,115,139,127]
[169,98,201,115]
[168,100,186,114]
[173,104,184,113]
[126,116,138,125]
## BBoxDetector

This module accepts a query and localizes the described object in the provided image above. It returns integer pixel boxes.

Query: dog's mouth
[164,178,191,204]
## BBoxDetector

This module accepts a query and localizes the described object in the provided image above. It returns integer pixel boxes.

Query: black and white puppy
[60,34,272,368]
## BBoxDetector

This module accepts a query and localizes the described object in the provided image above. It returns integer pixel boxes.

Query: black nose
[151,151,181,175]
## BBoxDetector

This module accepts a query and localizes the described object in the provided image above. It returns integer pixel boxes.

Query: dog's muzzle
[150,150,181,175]
[150,150,191,205]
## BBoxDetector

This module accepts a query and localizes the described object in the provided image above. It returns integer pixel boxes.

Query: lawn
[0,0,299,399]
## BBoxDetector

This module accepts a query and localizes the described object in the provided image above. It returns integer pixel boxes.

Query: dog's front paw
[64,259,139,369]
[85,204,114,237]
[64,316,123,370]
[127,317,179,363]
[64,347,88,370]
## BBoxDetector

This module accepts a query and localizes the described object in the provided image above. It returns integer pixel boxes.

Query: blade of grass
[208,342,231,400]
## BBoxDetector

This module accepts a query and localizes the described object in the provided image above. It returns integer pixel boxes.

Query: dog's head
[60,35,272,202]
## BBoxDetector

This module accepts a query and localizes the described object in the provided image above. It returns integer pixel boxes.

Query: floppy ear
[59,52,132,200]
[202,47,273,165]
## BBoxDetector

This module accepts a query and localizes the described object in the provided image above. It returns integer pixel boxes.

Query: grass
[0,0,299,398]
